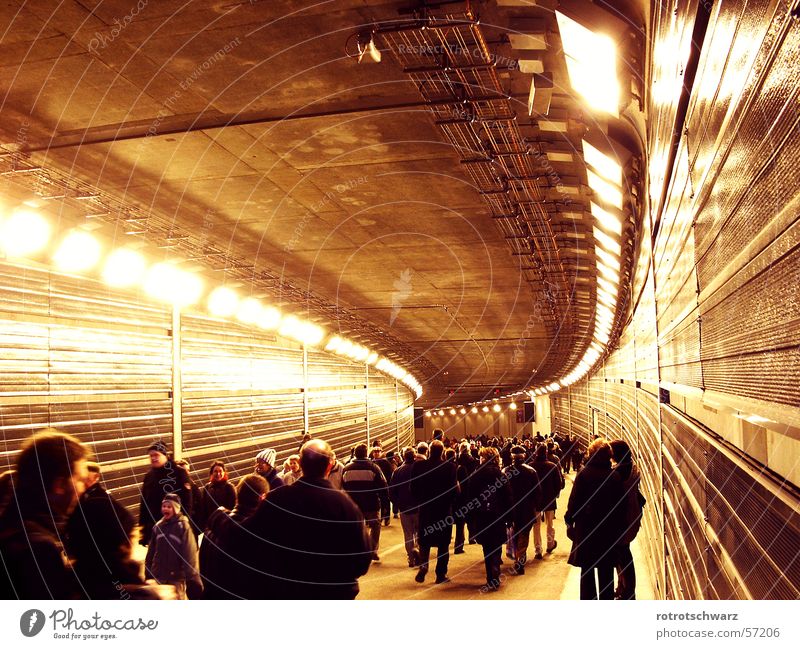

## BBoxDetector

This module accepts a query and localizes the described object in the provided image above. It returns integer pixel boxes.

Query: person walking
[411,440,458,584]
[531,444,562,559]
[388,447,420,567]
[610,439,645,599]
[565,438,625,600]
[469,447,513,591]
[504,446,541,574]
[342,443,388,561]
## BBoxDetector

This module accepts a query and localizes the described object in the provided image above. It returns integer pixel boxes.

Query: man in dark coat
[531,443,563,559]
[504,446,541,574]
[0,429,89,599]
[342,443,388,560]
[410,440,458,584]
[239,440,372,599]
[388,448,420,567]
[469,447,514,591]
[454,442,478,553]
[138,441,193,546]
[565,438,625,599]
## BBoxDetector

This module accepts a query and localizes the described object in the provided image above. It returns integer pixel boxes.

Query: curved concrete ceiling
[0,0,642,406]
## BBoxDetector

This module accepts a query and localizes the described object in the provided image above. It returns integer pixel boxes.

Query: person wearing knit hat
[145,491,202,600]
[138,441,193,547]
[254,448,284,491]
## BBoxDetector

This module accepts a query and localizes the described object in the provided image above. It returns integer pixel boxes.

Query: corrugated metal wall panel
[0,261,416,513]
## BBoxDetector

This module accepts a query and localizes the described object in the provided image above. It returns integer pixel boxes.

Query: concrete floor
[358,474,656,600]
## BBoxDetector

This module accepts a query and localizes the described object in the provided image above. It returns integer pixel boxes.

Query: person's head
[444,448,456,462]
[299,439,336,479]
[429,439,444,461]
[432,428,443,441]
[587,438,612,466]
[236,474,269,511]
[459,442,469,455]
[16,429,89,517]
[147,441,169,468]
[511,445,526,462]
[416,442,429,458]
[288,454,301,473]
[370,447,383,460]
[84,462,101,490]
[255,448,276,474]
[534,444,547,461]
[161,493,181,520]
[402,447,415,464]
[479,446,499,464]
[609,439,631,465]
[209,461,226,482]
[354,443,369,460]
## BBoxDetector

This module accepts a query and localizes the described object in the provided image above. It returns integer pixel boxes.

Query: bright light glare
[438,410,445,417]
[597,290,615,308]
[598,276,618,296]
[556,12,619,115]
[258,306,282,330]
[493,404,501,412]
[509,402,518,410]
[144,263,203,307]
[102,248,146,287]
[449,408,456,415]
[596,246,620,269]
[53,230,101,272]
[0,209,50,257]
[207,287,239,318]
[482,406,489,412]
[325,336,343,352]
[588,171,624,208]
[237,298,263,324]
[591,202,623,235]
[594,227,622,257]
[460,408,467,414]
[582,140,622,185]
[597,260,620,284]
[425,411,432,417]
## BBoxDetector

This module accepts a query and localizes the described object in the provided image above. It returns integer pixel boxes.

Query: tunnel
[0,0,798,603]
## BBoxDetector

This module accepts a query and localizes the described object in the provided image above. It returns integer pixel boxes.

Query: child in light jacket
[145,493,202,599]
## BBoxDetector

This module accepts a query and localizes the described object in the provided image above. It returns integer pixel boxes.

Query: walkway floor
[358,473,655,600]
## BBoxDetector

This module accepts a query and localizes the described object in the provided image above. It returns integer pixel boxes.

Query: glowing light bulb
[0,209,50,257]
[102,248,146,288]
[207,287,239,318]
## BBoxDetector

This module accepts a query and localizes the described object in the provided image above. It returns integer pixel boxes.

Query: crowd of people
[0,426,645,600]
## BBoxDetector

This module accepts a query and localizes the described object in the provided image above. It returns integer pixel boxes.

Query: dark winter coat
[0,508,77,599]
[374,457,395,485]
[199,506,252,599]
[239,477,372,599]
[532,459,563,511]
[456,452,478,507]
[138,461,193,545]
[503,460,541,530]
[615,462,644,544]
[197,480,236,531]
[257,467,285,492]
[565,454,625,568]
[468,461,514,548]
[342,458,388,515]
[411,457,458,546]
[388,460,418,514]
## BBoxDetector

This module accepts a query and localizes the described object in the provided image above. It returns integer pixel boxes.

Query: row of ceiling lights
[0,206,423,399]
[426,401,518,417]
[524,9,628,397]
